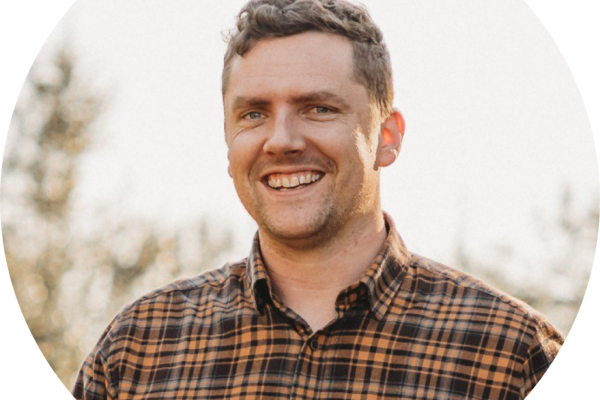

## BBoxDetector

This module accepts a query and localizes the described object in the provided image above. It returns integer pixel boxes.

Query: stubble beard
[252,192,346,250]
[251,183,379,252]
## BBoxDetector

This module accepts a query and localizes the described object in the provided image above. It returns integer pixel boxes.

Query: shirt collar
[246,233,272,313]
[357,212,411,319]
[246,213,411,320]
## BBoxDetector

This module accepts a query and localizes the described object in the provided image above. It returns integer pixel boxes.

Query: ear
[378,108,405,168]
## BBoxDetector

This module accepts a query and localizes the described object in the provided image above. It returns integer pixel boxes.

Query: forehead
[224,32,362,102]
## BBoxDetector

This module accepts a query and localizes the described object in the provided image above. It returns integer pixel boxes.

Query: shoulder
[399,254,564,351]
[406,253,553,324]
[400,254,563,394]
[128,259,247,306]
[73,258,250,397]
[126,258,247,308]
[98,258,249,350]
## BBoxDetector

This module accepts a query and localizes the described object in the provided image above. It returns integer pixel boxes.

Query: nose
[263,109,306,156]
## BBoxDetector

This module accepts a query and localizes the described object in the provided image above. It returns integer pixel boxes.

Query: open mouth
[263,171,324,191]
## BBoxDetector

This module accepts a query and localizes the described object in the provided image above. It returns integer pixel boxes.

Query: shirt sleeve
[519,319,564,399]
[72,319,119,400]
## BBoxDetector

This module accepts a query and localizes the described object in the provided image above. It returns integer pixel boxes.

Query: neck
[259,211,387,331]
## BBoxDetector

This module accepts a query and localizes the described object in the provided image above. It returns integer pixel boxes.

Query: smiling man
[73,1,563,399]
[223,29,405,332]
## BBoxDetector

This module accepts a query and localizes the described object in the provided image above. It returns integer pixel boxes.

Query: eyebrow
[230,90,351,111]
[290,91,351,109]
[231,97,270,111]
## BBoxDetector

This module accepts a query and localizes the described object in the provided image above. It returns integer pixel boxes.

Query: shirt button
[310,339,320,351]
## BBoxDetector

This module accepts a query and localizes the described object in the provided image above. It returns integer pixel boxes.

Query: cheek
[346,132,371,161]
[227,137,263,181]
[229,154,248,180]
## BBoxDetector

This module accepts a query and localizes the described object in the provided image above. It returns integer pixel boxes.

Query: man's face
[224,32,393,244]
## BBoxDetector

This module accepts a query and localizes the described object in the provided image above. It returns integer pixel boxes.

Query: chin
[258,209,340,243]
[265,226,319,242]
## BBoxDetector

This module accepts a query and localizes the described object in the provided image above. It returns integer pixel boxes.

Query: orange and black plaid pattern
[73,216,563,399]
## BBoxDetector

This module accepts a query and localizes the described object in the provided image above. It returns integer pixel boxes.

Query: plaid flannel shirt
[73,215,563,399]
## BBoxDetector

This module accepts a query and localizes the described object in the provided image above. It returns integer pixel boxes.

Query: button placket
[288,335,324,399]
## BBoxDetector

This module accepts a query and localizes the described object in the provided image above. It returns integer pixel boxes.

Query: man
[73,0,563,399]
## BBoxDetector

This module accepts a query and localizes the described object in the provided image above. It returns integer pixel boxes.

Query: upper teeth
[267,172,322,189]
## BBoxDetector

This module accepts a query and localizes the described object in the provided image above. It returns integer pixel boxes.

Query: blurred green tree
[2,48,99,384]
[1,48,232,388]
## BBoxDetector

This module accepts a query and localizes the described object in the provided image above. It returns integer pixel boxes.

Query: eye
[306,105,338,121]
[242,111,264,120]
[311,106,333,114]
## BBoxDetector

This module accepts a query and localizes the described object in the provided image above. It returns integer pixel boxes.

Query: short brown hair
[222,0,393,118]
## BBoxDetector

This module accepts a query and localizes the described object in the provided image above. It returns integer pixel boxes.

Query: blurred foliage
[1,48,232,388]
[453,186,598,335]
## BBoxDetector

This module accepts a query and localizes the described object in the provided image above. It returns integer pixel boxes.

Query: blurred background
[1,0,598,389]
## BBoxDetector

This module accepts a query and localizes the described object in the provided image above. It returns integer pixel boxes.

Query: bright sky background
[38,0,598,266]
